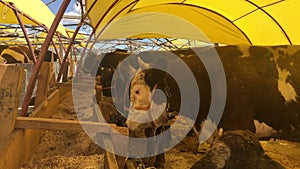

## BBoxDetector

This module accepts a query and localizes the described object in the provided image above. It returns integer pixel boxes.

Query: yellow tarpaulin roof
[0,0,67,37]
[65,28,88,40]
[85,0,300,45]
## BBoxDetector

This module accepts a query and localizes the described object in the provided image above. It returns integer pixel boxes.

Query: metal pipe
[10,2,37,64]
[56,23,80,82]
[55,32,67,66]
[20,0,71,117]
[51,39,62,65]
[56,0,96,82]
[65,31,78,62]
[56,32,67,53]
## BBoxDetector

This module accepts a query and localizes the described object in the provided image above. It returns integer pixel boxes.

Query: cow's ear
[137,57,150,70]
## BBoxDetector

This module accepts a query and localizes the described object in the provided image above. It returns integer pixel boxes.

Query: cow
[93,45,300,168]
[122,45,300,168]
[125,64,172,168]
[0,45,32,63]
[98,45,300,140]
[98,49,129,97]
[0,45,58,64]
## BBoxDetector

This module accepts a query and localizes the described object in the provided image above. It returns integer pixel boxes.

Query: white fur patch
[276,65,297,104]
[254,120,278,138]
[238,44,251,58]
[268,46,300,62]
[127,101,167,124]
[267,47,298,104]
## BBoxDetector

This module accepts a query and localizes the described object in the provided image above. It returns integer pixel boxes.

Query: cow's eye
[135,90,140,95]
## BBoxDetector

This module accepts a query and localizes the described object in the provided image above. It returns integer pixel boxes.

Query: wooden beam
[15,117,128,135]
[94,102,128,169]
[31,89,59,117]
[0,65,23,136]
[34,62,51,107]
[103,135,120,169]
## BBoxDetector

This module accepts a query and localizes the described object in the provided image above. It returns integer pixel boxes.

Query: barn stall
[1,0,300,169]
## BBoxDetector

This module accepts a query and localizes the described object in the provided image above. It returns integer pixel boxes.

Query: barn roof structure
[0,0,67,37]
[85,0,300,45]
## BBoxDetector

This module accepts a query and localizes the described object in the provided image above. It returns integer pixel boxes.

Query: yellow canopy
[65,28,88,40]
[0,0,67,37]
[85,0,300,45]
[65,28,90,48]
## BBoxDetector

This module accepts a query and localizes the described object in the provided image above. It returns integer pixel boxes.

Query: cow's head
[130,69,152,110]
[127,56,170,108]
[127,56,174,112]
[126,57,169,135]
[129,57,153,111]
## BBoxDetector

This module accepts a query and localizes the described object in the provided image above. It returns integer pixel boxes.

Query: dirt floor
[21,88,300,169]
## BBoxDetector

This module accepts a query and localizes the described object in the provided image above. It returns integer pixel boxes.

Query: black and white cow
[93,45,300,168]
[99,45,300,141]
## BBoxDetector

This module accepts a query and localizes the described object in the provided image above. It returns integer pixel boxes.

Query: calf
[125,61,172,168]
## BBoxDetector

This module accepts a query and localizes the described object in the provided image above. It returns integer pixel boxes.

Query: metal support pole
[56,25,80,82]
[56,2,95,82]
[51,39,63,65]
[66,30,79,66]
[10,2,37,64]
[56,32,67,53]
[43,28,63,66]
[20,0,71,117]
[55,32,67,66]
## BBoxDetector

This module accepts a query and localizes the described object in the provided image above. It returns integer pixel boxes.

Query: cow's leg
[126,125,158,168]
[127,127,148,159]
[154,126,171,168]
[126,129,150,169]
[154,153,165,169]
[144,127,165,168]
[144,127,155,153]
